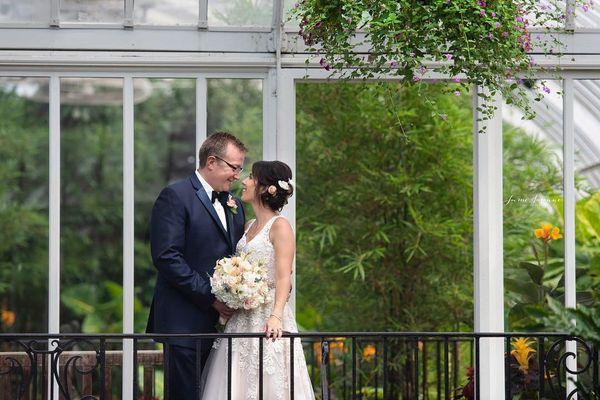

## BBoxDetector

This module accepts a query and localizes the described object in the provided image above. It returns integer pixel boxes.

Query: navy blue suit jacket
[146,173,246,348]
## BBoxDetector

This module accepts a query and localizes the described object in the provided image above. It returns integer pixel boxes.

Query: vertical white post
[473,87,505,400]
[50,0,60,26]
[197,77,207,168]
[122,76,135,400]
[563,78,578,397]
[124,0,134,27]
[263,69,278,161]
[48,75,61,400]
[198,0,208,29]
[277,70,296,310]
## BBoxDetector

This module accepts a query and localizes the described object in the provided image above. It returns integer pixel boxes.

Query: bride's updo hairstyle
[252,161,294,212]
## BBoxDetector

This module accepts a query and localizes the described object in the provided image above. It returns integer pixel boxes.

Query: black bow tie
[211,191,229,205]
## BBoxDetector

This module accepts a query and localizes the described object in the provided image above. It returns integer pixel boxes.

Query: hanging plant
[291,0,594,129]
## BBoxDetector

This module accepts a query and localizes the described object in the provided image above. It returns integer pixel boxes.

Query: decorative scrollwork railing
[0,332,597,399]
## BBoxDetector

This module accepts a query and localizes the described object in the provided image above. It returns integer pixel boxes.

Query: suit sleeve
[150,187,216,310]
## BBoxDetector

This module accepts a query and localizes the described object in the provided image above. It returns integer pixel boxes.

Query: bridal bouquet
[210,252,271,317]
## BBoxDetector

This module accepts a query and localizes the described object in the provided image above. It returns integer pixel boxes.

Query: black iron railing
[0,332,597,399]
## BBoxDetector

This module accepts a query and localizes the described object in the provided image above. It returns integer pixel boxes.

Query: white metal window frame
[0,65,587,399]
[0,69,274,399]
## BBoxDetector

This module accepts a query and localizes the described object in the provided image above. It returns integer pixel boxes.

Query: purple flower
[516,16,524,23]
[453,77,461,83]
[495,22,501,28]
[390,60,398,68]
[502,31,509,37]
[444,53,453,61]
[409,52,415,58]
[454,90,461,96]
[412,75,421,82]
[480,9,486,16]
[478,0,486,6]
[491,11,496,17]
[542,85,551,94]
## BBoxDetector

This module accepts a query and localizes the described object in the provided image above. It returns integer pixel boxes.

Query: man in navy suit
[146,132,247,399]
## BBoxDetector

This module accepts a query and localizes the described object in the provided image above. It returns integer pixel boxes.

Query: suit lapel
[190,174,231,248]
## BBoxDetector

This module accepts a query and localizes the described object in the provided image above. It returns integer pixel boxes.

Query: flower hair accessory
[267,185,277,195]
[277,179,293,192]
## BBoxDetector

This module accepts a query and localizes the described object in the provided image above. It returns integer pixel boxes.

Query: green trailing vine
[291,0,594,129]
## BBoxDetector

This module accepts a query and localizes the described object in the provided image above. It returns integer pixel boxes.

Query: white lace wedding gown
[200,215,316,400]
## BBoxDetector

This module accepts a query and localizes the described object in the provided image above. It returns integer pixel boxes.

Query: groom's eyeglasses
[211,155,244,174]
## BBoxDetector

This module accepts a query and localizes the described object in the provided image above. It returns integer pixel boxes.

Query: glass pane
[134,78,196,332]
[134,0,198,26]
[61,0,123,23]
[575,4,600,29]
[0,0,50,23]
[60,78,123,333]
[503,80,564,331]
[0,77,49,333]
[296,82,474,332]
[283,0,299,26]
[529,0,566,28]
[573,80,600,308]
[208,0,273,27]
[207,78,263,216]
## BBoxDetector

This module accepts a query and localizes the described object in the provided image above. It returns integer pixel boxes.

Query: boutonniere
[226,194,238,214]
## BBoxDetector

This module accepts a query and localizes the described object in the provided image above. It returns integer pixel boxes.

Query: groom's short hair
[198,131,247,168]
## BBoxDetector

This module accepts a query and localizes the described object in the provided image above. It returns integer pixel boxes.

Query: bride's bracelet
[270,314,282,322]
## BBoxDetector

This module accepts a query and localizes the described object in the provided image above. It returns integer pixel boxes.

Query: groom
[146,132,247,400]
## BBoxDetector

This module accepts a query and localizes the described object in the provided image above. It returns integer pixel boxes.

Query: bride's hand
[265,314,283,341]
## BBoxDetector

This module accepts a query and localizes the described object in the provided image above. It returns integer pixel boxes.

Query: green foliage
[296,81,475,332]
[0,78,263,333]
[292,0,590,124]
[62,281,148,333]
[544,296,600,345]
[0,83,49,332]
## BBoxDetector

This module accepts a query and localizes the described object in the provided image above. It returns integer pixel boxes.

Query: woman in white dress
[200,161,315,400]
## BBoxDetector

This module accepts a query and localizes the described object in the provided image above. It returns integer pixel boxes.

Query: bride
[200,160,315,400]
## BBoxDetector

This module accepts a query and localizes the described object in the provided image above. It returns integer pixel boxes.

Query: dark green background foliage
[295,82,474,332]
[0,79,598,337]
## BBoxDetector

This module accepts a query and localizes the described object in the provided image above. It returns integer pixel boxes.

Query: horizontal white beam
[0,51,276,70]
[0,28,274,52]
[1,28,600,55]
[4,50,600,74]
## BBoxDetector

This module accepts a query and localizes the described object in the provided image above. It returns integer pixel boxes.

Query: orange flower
[550,226,562,240]
[362,345,376,361]
[534,223,562,242]
[329,340,344,352]
[1,308,15,327]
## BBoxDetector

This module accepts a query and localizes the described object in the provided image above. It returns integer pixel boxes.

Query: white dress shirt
[195,170,227,231]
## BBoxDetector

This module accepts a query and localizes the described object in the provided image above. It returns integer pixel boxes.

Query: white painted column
[562,78,578,397]
[122,76,135,400]
[263,68,278,161]
[473,87,505,400]
[277,69,296,310]
[196,77,208,168]
[48,75,60,400]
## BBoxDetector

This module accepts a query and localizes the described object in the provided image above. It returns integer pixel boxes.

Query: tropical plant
[544,297,600,399]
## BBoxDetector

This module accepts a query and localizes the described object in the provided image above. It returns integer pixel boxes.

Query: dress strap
[264,215,286,240]
[244,219,256,235]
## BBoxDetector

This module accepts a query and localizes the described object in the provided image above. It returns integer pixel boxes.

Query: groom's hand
[212,300,234,319]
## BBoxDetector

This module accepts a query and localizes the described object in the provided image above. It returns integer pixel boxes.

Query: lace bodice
[235,215,282,289]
